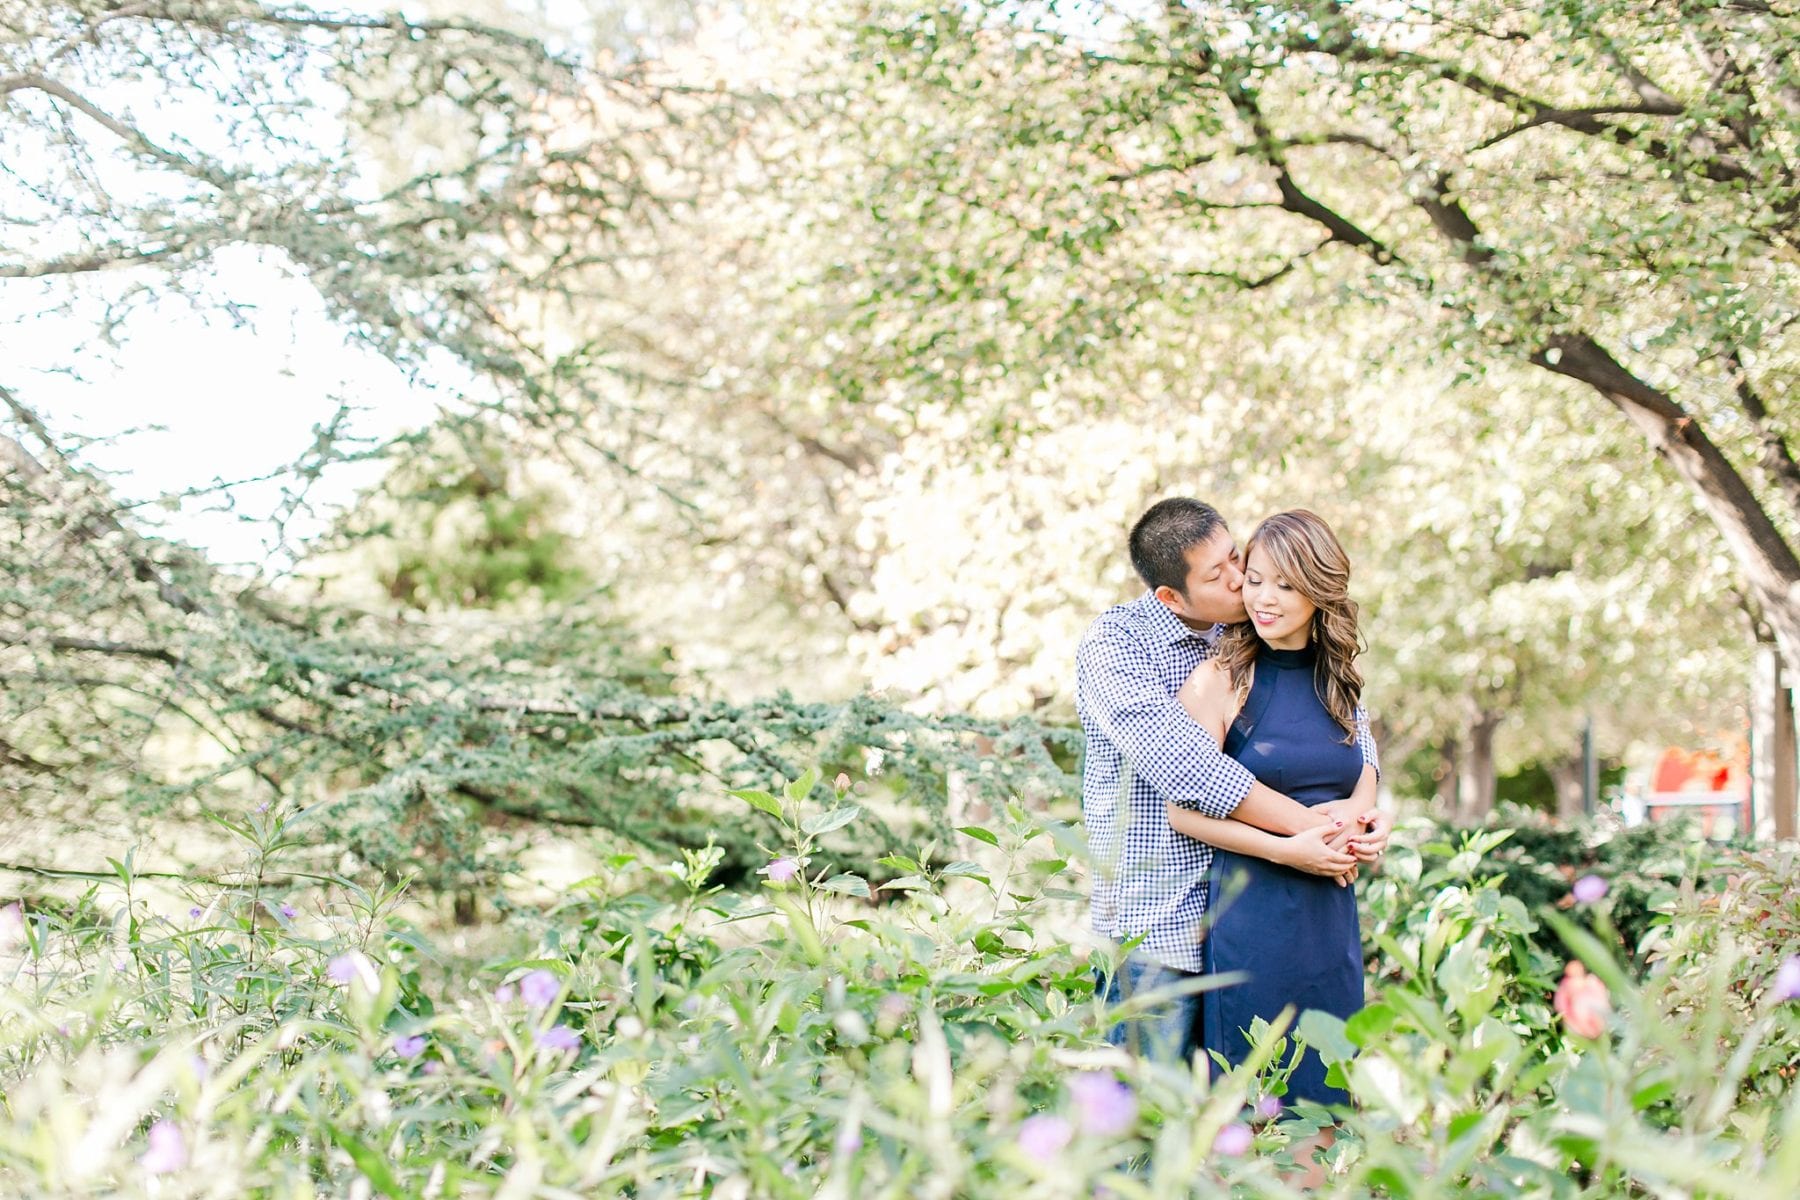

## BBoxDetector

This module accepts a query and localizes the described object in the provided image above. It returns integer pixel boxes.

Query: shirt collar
[1136,591,1220,647]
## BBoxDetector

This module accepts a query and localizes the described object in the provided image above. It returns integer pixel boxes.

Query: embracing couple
[1077,498,1390,1107]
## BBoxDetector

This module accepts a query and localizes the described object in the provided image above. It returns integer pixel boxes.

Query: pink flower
[393,1034,427,1059]
[1017,1114,1073,1157]
[140,1120,186,1173]
[1069,1072,1137,1137]
[1213,1121,1253,1156]
[520,969,560,1009]
[1772,955,1800,1001]
[1553,961,1611,1039]
[1253,1094,1283,1121]
[834,772,853,792]
[1572,875,1608,903]
[1,903,25,949]
[279,903,297,921]
[834,1124,862,1154]
[535,1025,580,1052]
[762,857,800,884]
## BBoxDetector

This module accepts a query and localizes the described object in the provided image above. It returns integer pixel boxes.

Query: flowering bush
[1,778,1796,1197]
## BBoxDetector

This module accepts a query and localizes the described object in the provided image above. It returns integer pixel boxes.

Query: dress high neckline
[1260,641,1317,669]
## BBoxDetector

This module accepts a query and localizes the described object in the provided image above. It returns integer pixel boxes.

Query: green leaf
[1632,1078,1677,1110]
[879,875,931,891]
[819,873,871,897]
[1296,1009,1357,1065]
[1446,1111,1485,1142]
[730,788,784,819]
[802,805,862,836]
[957,825,1000,846]
[938,860,987,878]
[1344,1003,1398,1046]
[784,767,821,805]
[328,1127,412,1199]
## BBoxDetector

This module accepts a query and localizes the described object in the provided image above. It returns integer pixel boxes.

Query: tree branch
[0,71,236,188]
[1727,348,1800,519]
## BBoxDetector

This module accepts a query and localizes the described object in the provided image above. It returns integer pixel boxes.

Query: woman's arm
[1166,802,1358,883]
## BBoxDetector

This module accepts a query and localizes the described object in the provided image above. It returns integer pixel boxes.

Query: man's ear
[1152,585,1186,615]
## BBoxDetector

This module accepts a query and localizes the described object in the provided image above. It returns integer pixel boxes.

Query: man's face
[1154,528,1246,628]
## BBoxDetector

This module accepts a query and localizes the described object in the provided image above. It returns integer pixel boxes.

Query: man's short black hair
[1129,498,1227,595]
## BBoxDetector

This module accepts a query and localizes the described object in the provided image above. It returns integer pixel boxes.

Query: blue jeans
[1095,951,1205,1064]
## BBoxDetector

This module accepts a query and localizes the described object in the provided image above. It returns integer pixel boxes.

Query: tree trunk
[1434,738,1460,813]
[1457,712,1501,823]
[1546,756,1586,824]
[1751,640,1798,842]
[1532,334,1800,667]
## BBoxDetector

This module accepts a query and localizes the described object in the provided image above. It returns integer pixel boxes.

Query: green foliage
[4,776,1798,1198]
[1368,811,1725,974]
[331,431,595,612]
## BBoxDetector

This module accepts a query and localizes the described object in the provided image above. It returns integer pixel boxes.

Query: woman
[1165,509,1375,1109]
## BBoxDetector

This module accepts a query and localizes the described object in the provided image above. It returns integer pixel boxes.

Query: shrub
[2,776,1797,1197]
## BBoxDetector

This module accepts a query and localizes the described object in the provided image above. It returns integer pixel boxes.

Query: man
[1076,498,1389,1061]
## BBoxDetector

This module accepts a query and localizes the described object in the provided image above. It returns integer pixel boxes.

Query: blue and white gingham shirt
[1076,591,1378,971]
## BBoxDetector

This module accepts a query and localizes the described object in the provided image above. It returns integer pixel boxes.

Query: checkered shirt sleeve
[1075,621,1256,816]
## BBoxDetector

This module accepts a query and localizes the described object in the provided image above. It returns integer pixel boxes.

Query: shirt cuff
[1172,755,1256,819]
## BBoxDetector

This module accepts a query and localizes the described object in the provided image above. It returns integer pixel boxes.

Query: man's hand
[1349,808,1392,864]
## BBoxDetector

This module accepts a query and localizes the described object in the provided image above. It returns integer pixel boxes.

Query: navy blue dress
[1200,642,1365,1106]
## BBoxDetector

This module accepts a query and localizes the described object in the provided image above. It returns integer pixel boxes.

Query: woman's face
[1243,542,1317,650]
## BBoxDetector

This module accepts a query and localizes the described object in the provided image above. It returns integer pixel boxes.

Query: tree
[0,4,1075,896]
[839,0,1800,662]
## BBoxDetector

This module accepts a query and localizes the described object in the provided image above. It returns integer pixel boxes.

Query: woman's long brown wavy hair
[1212,510,1365,743]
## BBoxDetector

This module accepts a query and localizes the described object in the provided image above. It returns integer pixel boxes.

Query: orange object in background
[1646,740,1749,838]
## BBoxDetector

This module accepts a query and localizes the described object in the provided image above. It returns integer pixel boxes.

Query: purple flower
[1017,1113,1074,1157]
[188,906,203,919]
[520,969,561,1009]
[535,1025,581,1052]
[1213,1121,1254,1157]
[1572,875,1608,904]
[763,857,801,884]
[1,902,24,948]
[421,1060,442,1076]
[1253,1094,1283,1121]
[1773,956,1800,1002]
[141,1120,186,1173]
[393,1034,427,1059]
[279,903,297,921]
[834,1124,862,1154]
[1069,1073,1137,1137]
[326,951,377,989]
[496,983,517,1003]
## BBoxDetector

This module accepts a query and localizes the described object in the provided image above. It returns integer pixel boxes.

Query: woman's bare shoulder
[1189,657,1233,693]
[1181,657,1242,732]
